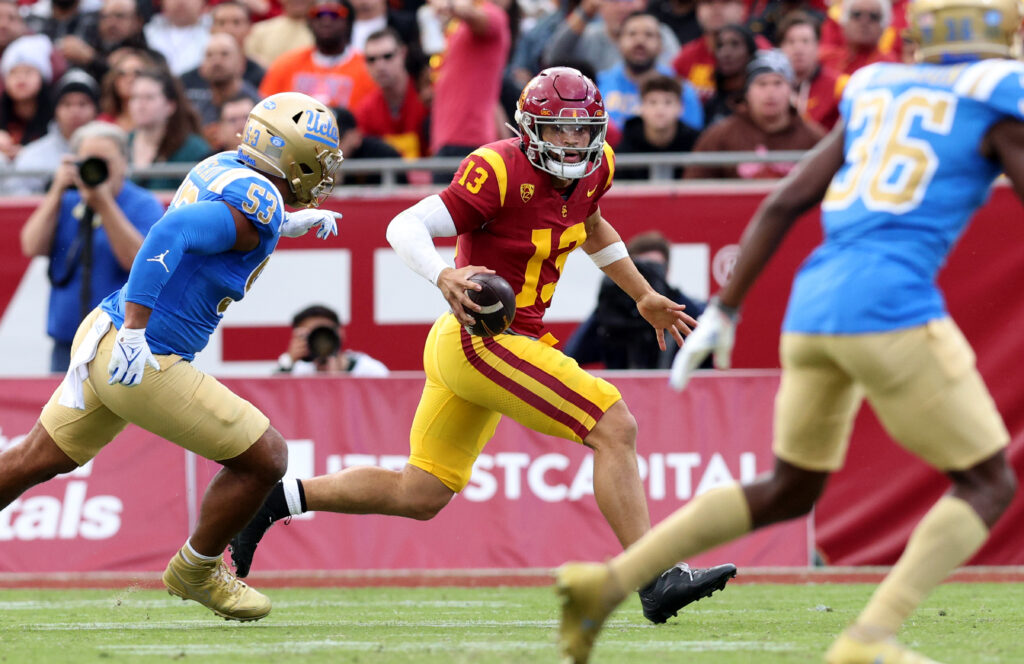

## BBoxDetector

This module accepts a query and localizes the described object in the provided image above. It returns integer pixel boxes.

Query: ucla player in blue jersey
[554,0,1024,662]
[0,92,344,622]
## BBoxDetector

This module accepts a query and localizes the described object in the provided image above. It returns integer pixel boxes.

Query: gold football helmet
[237,92,344,207]
[907,0,1023,62]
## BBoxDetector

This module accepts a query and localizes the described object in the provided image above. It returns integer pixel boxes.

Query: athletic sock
[280,478,307,517]
[182,538,220,565]
[856,495,988,635]
[610,483,752,592]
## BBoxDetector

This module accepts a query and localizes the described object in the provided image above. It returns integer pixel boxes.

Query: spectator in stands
[181,33,260,143]
[333,106,405,184]
[650,0,702,47]
[354,27,428,159]
[564,230,706,369]
[5,69,99,194]
[127,68,211,190]
[27,0,98,44]
[349,0,419,52]
[685,49,824,179]
[143,0,211,75]
[428,0,511,177]
[97,47,158,131]
[820,0,906,63]
[673,0,770,103]
[276,304,389,376]
[19,121,163,372]
[546,0,681,72]
[244,0,315,68]
[597,11,703,132]
[0,35,55,161]
[779,11,844,130]
[819,0,897,75]
[507,0,576,87]
[615,74,699,180]
[210,1,266,89]
[64,0,154,84]
[0,0,26,60]
[259,0,376,111]
[209,91,257,152]
[746,0,823,44]
[701,22,756,126]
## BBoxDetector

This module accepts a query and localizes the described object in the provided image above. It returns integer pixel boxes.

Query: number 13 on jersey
[516,223,587,308]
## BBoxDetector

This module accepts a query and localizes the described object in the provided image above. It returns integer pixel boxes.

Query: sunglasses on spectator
[365,50,399,64]
[849,9,882,21]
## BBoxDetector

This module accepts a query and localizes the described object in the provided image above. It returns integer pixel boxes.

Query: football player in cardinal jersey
[0,92,343,623]
[556,0,1024,661]
[230,67,737,621]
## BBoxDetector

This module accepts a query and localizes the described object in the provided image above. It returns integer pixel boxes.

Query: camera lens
[77,157,109,187]
[304,325,341,362]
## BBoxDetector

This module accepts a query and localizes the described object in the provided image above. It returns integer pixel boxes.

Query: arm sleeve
[124,201,238,308]
[385,194,458,285]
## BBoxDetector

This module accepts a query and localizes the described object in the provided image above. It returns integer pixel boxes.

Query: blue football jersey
[101,152,286,359]
[784,59,1024,334]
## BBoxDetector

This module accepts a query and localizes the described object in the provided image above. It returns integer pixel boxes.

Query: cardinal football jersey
[785,59,1024,335]
[439,138,615,339]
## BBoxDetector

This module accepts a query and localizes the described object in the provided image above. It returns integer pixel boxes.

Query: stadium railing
[0,151,811,190]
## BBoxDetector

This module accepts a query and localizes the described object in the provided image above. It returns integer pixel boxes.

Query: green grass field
[1,583,1021,663]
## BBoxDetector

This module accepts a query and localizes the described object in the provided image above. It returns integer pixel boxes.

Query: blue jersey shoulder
[170,152,286,239]
[951,59,1024,120]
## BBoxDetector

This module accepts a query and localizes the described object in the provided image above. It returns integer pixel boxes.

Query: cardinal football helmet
[237,92,345,207]
[514,67,608,180]
[907,0,1023,63]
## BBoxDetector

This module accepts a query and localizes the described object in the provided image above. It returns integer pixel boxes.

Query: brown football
[465,273,516,337]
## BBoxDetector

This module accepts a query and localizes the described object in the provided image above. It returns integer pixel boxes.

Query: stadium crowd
[0,0,910,187]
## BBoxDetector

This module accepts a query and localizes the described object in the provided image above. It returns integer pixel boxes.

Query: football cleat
[162,548,271,621]
[825,631,944,663]
[228,500,283,578]
[639,562,737,624]
[555,562,624,664]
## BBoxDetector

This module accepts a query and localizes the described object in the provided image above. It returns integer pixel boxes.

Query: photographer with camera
[276,304,389,377]
[19,121,164,372]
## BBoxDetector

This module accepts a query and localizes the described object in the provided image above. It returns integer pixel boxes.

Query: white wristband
[589,241,629,268]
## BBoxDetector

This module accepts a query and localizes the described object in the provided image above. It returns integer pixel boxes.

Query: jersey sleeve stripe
[470,147,508,206]
[460,330,593,439]
[602,143,615,189]
[955,59,1023,102]
[207,169,258,195]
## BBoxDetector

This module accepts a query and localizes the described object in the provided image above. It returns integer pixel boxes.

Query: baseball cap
[53,68,101,107]
[309,1,349,18]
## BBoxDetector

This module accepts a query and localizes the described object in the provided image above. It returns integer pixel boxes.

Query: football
[464,273,516,337]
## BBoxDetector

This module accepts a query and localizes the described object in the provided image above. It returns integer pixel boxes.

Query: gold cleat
[162,549,271,622]
[825,631,943,664]
[555,562,623,664]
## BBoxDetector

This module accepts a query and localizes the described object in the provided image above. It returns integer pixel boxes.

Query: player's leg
[229,315,492,576]
[92,336,286,622]
[558,333,859,664]
[826,321,1015,663]
[0,421,78,507]
[2,309,131,507]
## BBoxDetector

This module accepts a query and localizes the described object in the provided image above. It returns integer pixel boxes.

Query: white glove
[669,301,738,392]
[280,209,342,239]
[107,327,160,387]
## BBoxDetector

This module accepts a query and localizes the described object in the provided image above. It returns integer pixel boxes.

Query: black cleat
[639,562,737,624]
[229,501,284,578]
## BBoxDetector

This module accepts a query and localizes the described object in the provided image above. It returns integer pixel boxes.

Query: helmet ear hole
[299,162,315,175]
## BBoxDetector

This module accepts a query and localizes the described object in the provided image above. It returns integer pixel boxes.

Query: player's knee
[761,473,822,521]
[406,493,451,521]
[586,401,638,453]
[246,427,289,485]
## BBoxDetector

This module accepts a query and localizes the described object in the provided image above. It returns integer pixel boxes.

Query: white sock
[282,478,304,516]
[182,539,219,565]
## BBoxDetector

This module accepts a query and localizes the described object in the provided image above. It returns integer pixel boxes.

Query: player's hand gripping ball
[465,273,516,337]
